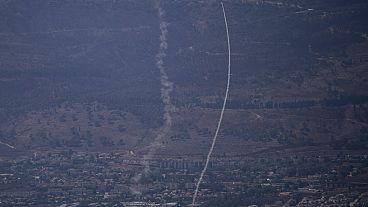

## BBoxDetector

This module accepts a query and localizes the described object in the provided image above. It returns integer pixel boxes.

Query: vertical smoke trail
[192,2,231,205]
[143,1,174,173]
[131,2,173,189]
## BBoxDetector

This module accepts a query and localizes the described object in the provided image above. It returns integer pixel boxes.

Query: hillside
[0,0,367,157]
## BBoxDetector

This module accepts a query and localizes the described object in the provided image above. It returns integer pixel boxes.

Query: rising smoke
[130,2,173,193]
[143,2,174,174]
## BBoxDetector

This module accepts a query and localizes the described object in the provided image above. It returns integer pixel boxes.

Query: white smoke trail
[142,2,174,173]
[0,140,16,149]
[131,2,173,188]
[192,2,231,205]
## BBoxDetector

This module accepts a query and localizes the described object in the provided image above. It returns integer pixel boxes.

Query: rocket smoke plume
[143,1,174,174]
[192,2,231,205]
[131,1,173,189]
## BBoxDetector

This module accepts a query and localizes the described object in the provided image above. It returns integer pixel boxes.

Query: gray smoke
[143,3,173,173]
[130,2,173,191]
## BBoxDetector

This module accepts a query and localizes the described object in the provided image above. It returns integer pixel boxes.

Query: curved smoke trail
[192,2,231,205]
[130,2,173,190]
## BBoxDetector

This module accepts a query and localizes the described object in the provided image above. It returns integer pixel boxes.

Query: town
[1,150,367,206]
